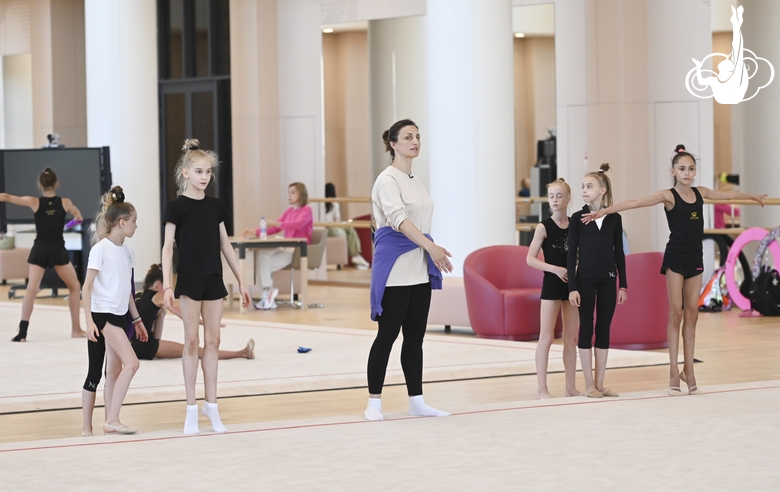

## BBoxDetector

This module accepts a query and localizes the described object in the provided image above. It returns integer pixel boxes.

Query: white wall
[2,54,34,149]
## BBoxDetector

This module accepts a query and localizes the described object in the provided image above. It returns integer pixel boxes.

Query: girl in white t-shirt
[82,186,148,435]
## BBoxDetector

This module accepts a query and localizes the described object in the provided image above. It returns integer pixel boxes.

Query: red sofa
[464,245,561,341]
[610,252,669,350]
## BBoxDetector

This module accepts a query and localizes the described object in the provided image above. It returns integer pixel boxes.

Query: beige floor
[0,273,779,490]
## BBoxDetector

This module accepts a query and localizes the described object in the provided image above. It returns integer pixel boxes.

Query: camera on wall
[44,134,64,148]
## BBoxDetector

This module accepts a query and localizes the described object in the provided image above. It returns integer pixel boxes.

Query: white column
[85,0,159,274]
[276,0,324,207]
[740,0,780,228]
[427,0,516,275]
[369,15,429,189]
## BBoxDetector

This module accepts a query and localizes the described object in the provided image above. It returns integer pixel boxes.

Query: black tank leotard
[662,187,704,274]
[540,217,569,301]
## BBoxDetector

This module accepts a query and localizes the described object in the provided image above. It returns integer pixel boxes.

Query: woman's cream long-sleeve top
[371,165,434,287]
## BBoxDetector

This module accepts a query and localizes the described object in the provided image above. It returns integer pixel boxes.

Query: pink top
[257,205,313,244]
[713,203,740,229]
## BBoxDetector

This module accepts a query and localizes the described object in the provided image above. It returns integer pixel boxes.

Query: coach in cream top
[371,165,434,286]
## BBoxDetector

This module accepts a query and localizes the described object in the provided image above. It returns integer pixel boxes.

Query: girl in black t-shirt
[526,178,583,399]
[133,263,254,361]
[0,167,86,341]
[162,139,251,435]
[583,146,766,397]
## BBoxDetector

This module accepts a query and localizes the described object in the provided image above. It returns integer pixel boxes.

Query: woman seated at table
[324,182,370,269]
[241,182,313,310]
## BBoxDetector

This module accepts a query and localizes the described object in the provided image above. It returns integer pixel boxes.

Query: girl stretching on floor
[583,145,765,396]
[162,139,252,435]
[568,164,627,399]
[132,263,254,361]
[527,178,582,399]
[82,186,147,435]
[1,167,85,341]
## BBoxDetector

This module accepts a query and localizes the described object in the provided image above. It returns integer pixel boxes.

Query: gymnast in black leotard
[0,167,85,341]
[582,145,766,397]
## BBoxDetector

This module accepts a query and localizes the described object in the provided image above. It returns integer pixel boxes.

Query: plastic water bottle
[259,217,267,240]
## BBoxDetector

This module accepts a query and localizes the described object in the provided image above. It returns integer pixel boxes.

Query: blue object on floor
[297,346,312,353]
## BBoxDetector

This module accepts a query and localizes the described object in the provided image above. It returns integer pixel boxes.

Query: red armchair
[464,245,561,341]
[610,252,669,350]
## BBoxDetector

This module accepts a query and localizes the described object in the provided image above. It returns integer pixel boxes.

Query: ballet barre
[309,197,371,204]
[313,220,372,229]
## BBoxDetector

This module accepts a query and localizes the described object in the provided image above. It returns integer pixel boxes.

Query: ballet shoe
[668,386,683,396]
[535,392,555,400]
[586,390,603,398]
[599,389,619,397]
[565,390,585,397]
[680,372,703,395]
[103,423,137,435]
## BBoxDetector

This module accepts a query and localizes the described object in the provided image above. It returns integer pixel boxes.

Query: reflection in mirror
[321,21,372,285]
[512,3,556,245]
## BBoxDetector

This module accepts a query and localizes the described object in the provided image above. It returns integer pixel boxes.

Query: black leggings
[83,337,106,392]
[367,282,431,396]
[577,280,617,350]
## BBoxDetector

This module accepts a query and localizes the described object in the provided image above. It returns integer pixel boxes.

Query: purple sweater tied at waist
[370,226,442,321]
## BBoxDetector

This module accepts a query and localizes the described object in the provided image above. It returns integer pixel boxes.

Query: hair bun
[599,163,610,173]
[675,144,686,153]
[182,139,200,152]
[381,130,391,153]
[109,186,125,203]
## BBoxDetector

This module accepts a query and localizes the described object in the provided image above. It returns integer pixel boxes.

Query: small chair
[610,252,669,350]
[326,235,348,269]
[0,247,31,287]
[272,227,327,308]
[352,214,373,265]
[463,245,561,341]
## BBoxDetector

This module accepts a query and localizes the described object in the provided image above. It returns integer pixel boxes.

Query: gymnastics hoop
[725,227,780,310]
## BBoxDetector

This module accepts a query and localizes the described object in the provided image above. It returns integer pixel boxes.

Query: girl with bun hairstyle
[568,164,627,399]
[583,146,766,396]
[82,186,147,435]
[365,119,453,421]
[526,178,583,399]
[162,139,251,434]
[0,167,85,341]
[132,263,255,361]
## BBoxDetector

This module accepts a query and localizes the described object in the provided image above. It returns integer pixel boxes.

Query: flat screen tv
[0,147,111,225]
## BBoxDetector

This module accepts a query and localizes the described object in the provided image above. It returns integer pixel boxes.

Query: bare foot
[245,338,255,359]
[71,329,87,338]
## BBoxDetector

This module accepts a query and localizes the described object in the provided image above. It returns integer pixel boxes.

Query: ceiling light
[323,28,334,33]
[514,32,525,38]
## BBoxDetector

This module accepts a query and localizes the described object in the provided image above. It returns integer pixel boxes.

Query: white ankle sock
[364,397,383,421]
[202,401,228,433]
[408,395,450,417]
[183,404,200,435]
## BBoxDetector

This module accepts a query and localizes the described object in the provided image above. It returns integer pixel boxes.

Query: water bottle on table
[259,217,267,240]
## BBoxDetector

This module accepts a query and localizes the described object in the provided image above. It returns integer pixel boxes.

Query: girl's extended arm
[82,269,99,342]
[219,222,252,308]
[526,223,567,281]
[583,190,673,223]
[697,187,766,205]
[128,294,148,342]
[161,223,177,310]
[398,219,453,274]
[61,198,83,221]
[0,193,38,210]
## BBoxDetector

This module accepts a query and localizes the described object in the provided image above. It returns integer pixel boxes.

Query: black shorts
[661,264,704,279]
[175,273,228,301]
[91,311,128,331]
[28,243,70,269]
[541,273,569,301]
[132,338,160,360]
